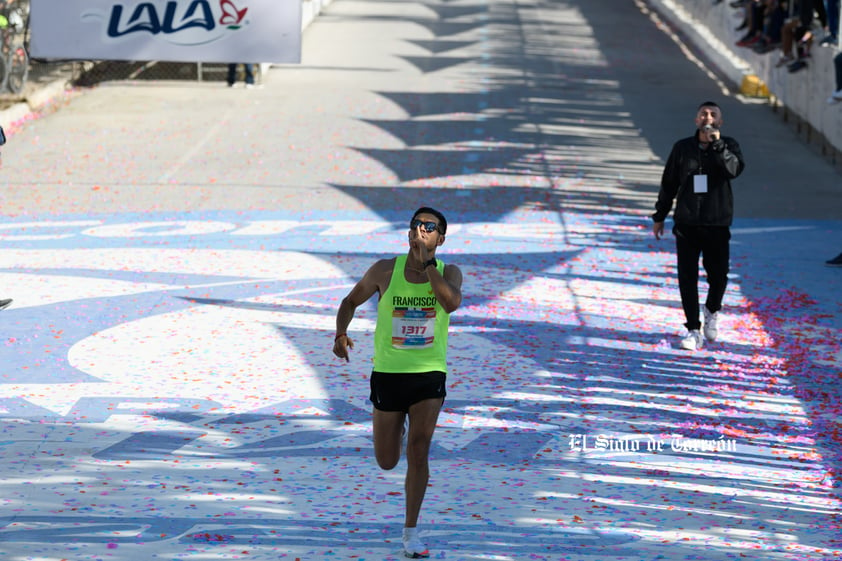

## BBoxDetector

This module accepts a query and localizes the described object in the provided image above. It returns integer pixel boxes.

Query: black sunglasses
[410,219,442,233]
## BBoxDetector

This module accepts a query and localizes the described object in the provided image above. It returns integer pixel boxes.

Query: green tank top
[373,255,450,373]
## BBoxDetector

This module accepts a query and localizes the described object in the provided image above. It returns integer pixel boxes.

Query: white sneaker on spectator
[680,330,703,351]
[702,306,719,342]
[828,89,842,104]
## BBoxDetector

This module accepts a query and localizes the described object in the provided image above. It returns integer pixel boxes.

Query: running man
[333,207,463,558]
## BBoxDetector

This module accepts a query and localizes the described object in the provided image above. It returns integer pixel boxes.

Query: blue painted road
[1,0,842,559]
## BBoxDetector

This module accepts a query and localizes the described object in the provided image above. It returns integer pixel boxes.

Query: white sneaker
[402,527,429,558]
[680,330,703,351]
[702,306,719,342]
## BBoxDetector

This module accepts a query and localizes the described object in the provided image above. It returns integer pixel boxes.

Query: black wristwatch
[423,258,437,270]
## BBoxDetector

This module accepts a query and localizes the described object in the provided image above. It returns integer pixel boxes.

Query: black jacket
[652,131,744,227]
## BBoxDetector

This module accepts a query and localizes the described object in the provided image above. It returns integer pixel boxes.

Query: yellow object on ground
[740,74,770,98]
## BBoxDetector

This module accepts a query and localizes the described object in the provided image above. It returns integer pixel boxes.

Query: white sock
[403,526,428,554]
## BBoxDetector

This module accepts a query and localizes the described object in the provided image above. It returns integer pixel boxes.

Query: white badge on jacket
[693,174,708,194]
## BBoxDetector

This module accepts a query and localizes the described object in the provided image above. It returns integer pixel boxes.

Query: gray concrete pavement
[1,0,841,560]
[2,0,840,218]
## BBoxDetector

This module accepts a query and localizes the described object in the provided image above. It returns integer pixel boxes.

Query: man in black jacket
[653,101,745,351]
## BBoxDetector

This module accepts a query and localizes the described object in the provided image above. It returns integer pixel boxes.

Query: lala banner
[28,0,302,63]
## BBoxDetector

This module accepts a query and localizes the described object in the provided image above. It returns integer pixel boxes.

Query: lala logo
[85,0,249,40]
[219,0,247,28]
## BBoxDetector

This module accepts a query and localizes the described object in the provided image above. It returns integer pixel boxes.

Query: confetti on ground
[1,1,840,560]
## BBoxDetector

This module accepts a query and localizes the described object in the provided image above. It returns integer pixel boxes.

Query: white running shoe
[702,306,719,342]
[680,329,703,351]
[402,527,429,559]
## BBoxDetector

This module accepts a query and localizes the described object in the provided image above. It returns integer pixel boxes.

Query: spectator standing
[829,50,842,101]
[652,102,746,351]
[821,0,840,45]
[227,63,255,88]
[824,49,841,280]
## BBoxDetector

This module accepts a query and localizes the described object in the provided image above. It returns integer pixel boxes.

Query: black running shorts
[369,371,447,412]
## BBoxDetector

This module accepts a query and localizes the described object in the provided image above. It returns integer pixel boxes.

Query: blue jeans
[826,0,840,39]
[227,63,254,85]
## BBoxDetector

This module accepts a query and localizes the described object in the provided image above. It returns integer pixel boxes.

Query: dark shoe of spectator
[787,59,808,73]
[754,41,780,54]
[775,54,795,67]
[826,252,842,267]
[729,0,746,7]
[736,34,761,47]
[0,299,11,310]
[828,90,842,104]
[820,34,838,46]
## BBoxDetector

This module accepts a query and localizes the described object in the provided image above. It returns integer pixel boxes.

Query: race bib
[392,307,436,349]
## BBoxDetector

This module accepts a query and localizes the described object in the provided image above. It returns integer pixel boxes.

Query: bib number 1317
[392,307,436,348]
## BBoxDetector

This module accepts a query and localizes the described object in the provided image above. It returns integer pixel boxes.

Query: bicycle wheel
[6,41,28,94]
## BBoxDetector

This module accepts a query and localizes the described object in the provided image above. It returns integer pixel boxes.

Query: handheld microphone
[702,124,719,138]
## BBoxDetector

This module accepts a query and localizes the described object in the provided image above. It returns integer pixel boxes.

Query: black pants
[674,225,730,330]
